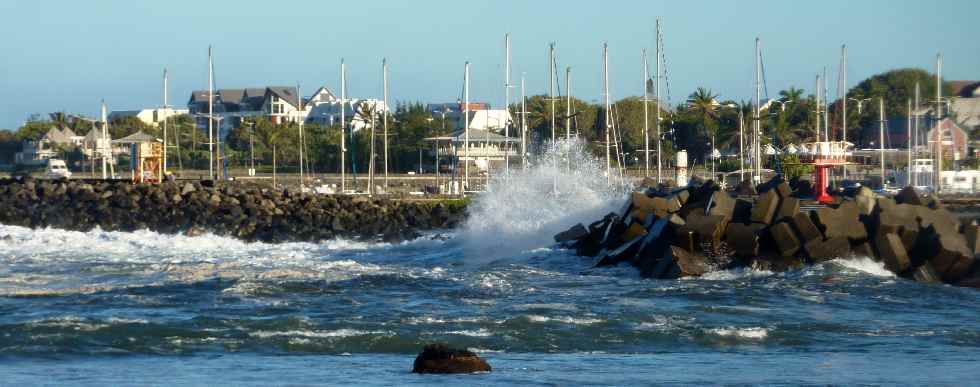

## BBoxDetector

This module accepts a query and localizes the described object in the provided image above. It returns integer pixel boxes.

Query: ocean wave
[698,267,776,281]
[250,329,394,339]
[706,327,769,340]
[525,315,604,325]
[826,257,896,277]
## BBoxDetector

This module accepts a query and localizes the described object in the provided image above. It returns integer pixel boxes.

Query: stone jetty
[556,177,980,288]
[0,177,466,242]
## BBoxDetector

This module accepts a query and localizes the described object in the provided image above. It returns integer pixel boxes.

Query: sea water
[1,140,978,385]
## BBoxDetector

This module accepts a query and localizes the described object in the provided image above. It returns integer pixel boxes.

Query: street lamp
[848,97,872,114]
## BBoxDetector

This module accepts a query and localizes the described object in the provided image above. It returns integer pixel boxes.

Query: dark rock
[966,223,980,256]
[852,242,875,259]
[412,343,491,374]
[682,215,729,252]
[735,180,757,196]
[554,223,589,243]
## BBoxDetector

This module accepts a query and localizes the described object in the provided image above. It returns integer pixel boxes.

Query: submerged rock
[412,343,491,374]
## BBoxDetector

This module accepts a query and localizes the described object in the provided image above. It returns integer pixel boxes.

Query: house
[306,98,390,131]
[108,108,189,128]
[425,102,510,131]
[186,85,339,128]
[925,118,970,160]
[14,127,85,165]
[425,127,520,174]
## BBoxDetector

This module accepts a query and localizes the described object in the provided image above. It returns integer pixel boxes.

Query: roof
[426,128,517,143]
[42,128,73,143]
[83,126,111,142]
[949,81,980,97]
[61,127,78,138]
[266,86,300,108]
[218,89,245,104]
[189,90,217,104]
[112,131,159,144]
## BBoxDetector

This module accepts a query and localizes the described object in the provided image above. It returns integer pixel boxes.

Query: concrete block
[673,189,690,205]
[672,228,697,253]
[966,224,980,256]
[852,242,875,259]
[776,182,792,198]
[776,197,800,222]
[688,214,729,251]
[707,191,736,221]
[649,245,708,279]
[793,212,822,243]
[876,233,911,274]
[631,192,656,211]
[726,222,763,257]
[927,233,974,283]
[854,187,876,215]
[917,207,961,235]
[595,234,644,267]
[876,196,896,213]
[804,236,851,263]
[621,222,649,242]
[732,199,753,224]
[770,221,800,258]
[894,186,924,206]
[554,223,588,243]
[750,190,780,225]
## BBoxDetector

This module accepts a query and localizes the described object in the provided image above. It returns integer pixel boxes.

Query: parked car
[43,159,71,179]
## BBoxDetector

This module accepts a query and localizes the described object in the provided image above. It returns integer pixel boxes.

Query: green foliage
[780,154,814,179]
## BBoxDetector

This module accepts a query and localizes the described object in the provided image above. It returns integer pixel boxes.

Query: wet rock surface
[0,177,466,242]
[412,343,491,374]
[556,177,980,288]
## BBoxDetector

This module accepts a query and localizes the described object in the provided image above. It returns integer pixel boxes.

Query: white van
[43,159,72,179]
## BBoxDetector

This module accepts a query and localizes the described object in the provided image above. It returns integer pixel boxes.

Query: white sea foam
[460,138,628,262]
[439,328,493,337]
[698,267,775,281]
[828,257,896,278]
[525,315,603,325]
[249,329,393,339]
[707,327,769,340]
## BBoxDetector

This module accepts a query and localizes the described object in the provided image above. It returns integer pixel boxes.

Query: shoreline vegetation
[0,176,466,243]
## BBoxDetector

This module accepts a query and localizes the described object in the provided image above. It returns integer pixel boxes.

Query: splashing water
[461,138,631,260]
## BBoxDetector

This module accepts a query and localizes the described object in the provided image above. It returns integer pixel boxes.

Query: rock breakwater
[557,177,980,288]
[0,178,466,242]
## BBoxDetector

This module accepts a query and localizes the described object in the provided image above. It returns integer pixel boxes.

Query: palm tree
[355,101,379,194]
[687,87,720,170]
[779,87,804,102]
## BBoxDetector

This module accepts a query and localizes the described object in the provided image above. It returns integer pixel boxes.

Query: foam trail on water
[461,138,629,261]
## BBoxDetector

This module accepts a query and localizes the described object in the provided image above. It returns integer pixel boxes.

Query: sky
[0,0,976,129]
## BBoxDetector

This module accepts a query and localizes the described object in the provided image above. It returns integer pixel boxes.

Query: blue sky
[0,0,976,129]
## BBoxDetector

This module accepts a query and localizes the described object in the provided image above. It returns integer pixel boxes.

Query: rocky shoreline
[556,178,980,288]
[0,177,467,242]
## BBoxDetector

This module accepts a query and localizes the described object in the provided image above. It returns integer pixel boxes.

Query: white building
[306,98,391,131]
[108,108,189,127]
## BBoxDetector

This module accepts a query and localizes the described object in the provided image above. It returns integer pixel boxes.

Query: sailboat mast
[340,59,347,193]
[603,43,611,183]
[879,97,885,188]
[908,98,913,185]
[549,43,556,144]
[163,68,169,173]
[841,45,847,179]
[754,38,762,183]
[383,58,390,191]
[914,82,920,186]
[642,48,650,177]
[815,74,821,143]
[464,61,470,192]
[298,82,305,188]
[521,74,527,169]
[504,34,511,176]
[207,46,214,180]
[935,53,943,193]
[823,67,830,142]
[565,67,571,140]
[101,100,109,179]
[655,18,663,183]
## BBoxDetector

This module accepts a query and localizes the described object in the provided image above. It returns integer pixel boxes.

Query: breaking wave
[460,138,629,261]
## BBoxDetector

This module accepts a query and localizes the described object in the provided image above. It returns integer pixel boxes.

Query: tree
[842,68,953,146]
